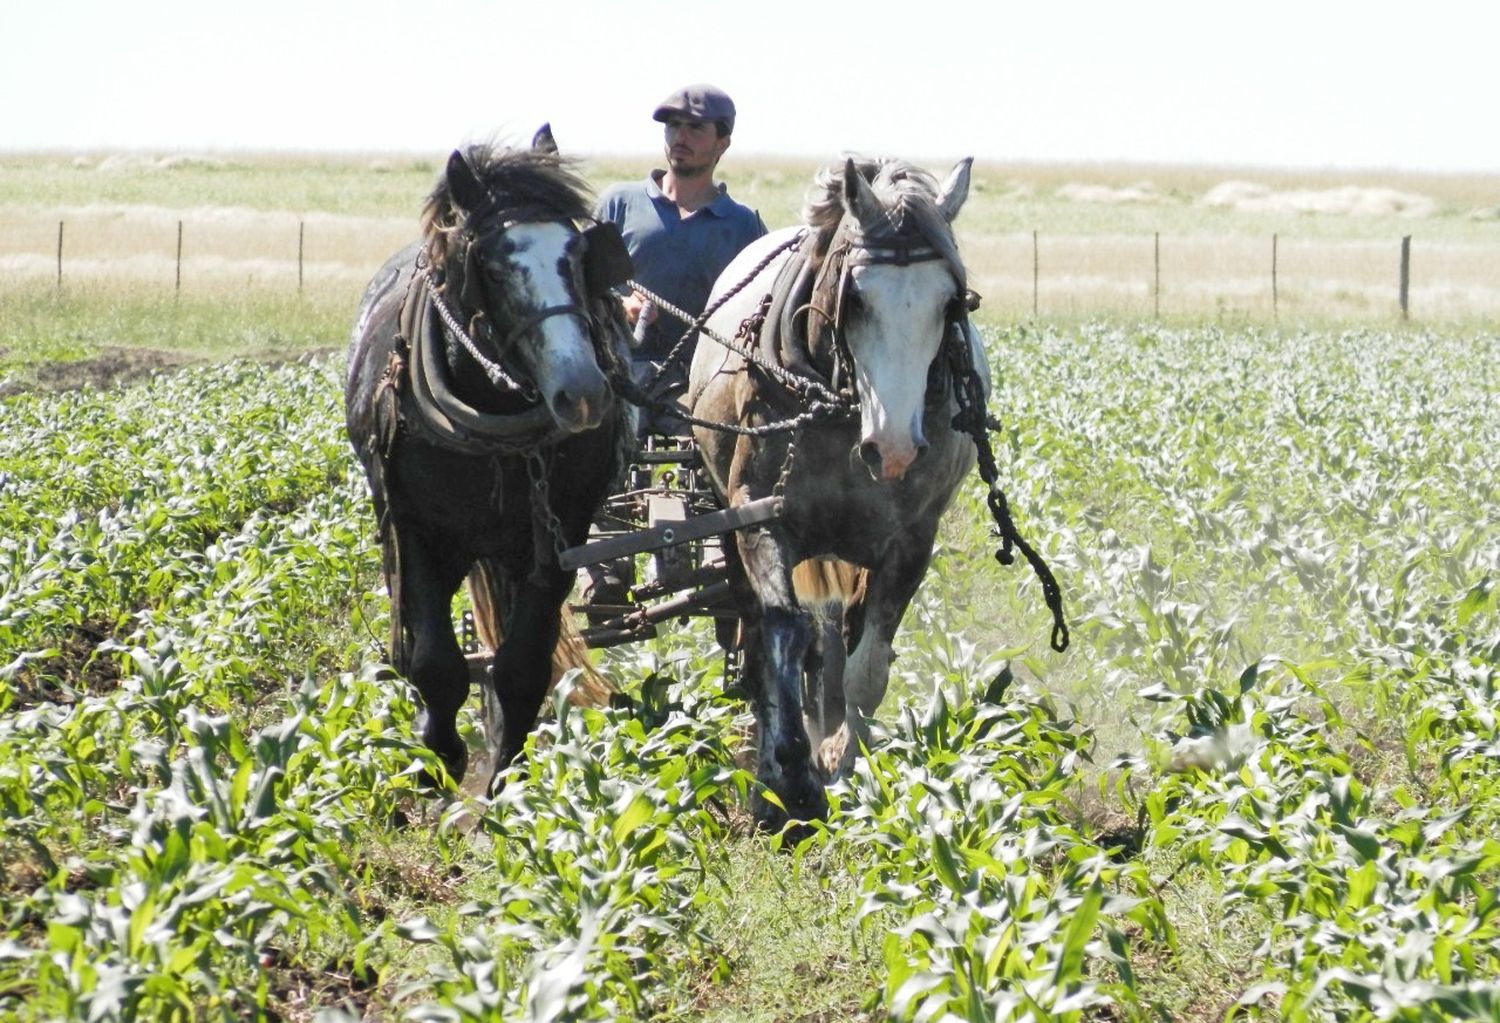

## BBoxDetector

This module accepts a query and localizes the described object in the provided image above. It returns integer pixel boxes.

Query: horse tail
[791,559,867,609]
[465,560,613,707]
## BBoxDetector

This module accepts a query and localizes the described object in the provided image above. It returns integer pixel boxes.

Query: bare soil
[0,345,196,397]
[0,345,343,397]
[8,619,126,711]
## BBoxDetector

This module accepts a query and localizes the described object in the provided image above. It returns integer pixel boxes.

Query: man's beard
[668,153,713,178]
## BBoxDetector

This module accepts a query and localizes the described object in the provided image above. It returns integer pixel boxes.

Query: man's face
[663,116,730,178]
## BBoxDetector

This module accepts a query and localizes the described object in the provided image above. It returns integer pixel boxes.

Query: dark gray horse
[345,129,634,791]
[686,155,982,830]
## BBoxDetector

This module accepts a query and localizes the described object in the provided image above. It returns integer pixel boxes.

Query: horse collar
[394,262,566,456]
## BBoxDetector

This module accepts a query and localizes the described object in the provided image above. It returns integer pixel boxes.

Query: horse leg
[398,534,472,785]
[818,534,937,779]
[801,606,845,752]
[483,572,572,793]
[732,525,828,830]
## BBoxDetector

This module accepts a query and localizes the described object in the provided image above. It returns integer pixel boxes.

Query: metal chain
[606,300,854,438]
[626,232,853,411]
[611,238,858,439]
[609,369,848,438]
[525,449,568,582]
[628,233,798,381]
[772,431,799,499]
[945,321,1071,653]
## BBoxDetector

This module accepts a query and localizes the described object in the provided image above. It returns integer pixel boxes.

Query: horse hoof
[752,780,829,842]
[417,711,469,789]
[417,743,468,791]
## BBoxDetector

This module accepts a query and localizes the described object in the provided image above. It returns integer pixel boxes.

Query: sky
[7,0,1498,174]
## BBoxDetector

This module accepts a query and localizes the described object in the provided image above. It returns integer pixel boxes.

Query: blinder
[581,221,634,297]
[461,212,633,308]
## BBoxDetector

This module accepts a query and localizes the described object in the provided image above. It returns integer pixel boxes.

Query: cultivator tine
[577,581,736,649]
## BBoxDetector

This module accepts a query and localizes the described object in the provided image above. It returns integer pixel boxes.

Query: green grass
[5,150,1498,335]
[0,290,351,390]
[684,839,880,1022]
[9,151,1497,241]
[4,152,441,218]
[0,289,351,353]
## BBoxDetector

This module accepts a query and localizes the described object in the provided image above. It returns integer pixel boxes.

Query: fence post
[56,221,64,288]
[298,221,305,294]
[1153,232,1160,320]
[176,220,183,296]
[1399,235,1411,320]
[1272,233,1279,321]
[1031,229,1039,319]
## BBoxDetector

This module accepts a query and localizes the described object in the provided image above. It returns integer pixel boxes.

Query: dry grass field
[1,150,1496,358]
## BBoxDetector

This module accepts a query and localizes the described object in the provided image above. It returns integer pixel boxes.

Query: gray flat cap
[652,84,736,134]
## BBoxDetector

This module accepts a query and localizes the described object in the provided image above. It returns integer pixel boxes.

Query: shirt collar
[646,169,734,216]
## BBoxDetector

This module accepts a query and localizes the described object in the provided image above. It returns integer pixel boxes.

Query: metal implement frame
[559,436,768,652]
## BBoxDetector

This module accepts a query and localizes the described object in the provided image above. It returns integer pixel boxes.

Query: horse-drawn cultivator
[561,436,774,654]
[349,135,1066,824]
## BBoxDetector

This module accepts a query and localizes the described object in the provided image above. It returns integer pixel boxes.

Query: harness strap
[498,302,591,355]
[760,247,821,384]
[404,268,561,455]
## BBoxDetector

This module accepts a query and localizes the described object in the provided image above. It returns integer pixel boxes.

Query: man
[594,83,767,428]
[584,85,767,611]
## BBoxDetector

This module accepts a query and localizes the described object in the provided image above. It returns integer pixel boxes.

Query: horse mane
[420,142,594,273]
[801,156,964,279]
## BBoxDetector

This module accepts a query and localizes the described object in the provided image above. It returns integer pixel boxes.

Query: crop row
[0,326,1496,1021]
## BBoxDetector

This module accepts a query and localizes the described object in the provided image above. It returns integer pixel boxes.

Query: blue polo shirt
[595,171,767,359]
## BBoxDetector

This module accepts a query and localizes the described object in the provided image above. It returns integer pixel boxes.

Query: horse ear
[840,157,883,232]
[532,122,559,154]
[446,149,489,215]
[936,157,973,223]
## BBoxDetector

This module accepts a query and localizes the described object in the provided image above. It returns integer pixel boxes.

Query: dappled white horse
[687,156,985,829]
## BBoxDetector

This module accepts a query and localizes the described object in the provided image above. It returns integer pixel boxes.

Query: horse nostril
[913,441,929,464]
[551,386,601,432]
[858,440,883,473]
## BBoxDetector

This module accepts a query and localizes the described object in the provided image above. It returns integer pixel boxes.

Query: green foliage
[836,676,1171,1022]
[1,321,1496,1021]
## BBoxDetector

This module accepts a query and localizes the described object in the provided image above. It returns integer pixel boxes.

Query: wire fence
[8,214,1500,324]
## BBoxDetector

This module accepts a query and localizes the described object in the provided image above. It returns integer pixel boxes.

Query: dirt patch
[1057,182,1161,205]
[1,346,341,398]
[1201,180,1437,217]
[0,346,197,397]
[8,620,126,711]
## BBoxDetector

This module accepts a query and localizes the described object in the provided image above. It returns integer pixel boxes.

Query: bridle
[427,206,629,400]
[802,217,969,399]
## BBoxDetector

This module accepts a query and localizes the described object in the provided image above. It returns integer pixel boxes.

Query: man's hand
[623,291,658,328]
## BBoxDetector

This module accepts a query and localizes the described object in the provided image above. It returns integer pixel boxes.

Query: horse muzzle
[855,430,929,481]
[522,309,613,433]
[543,367,611,433]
